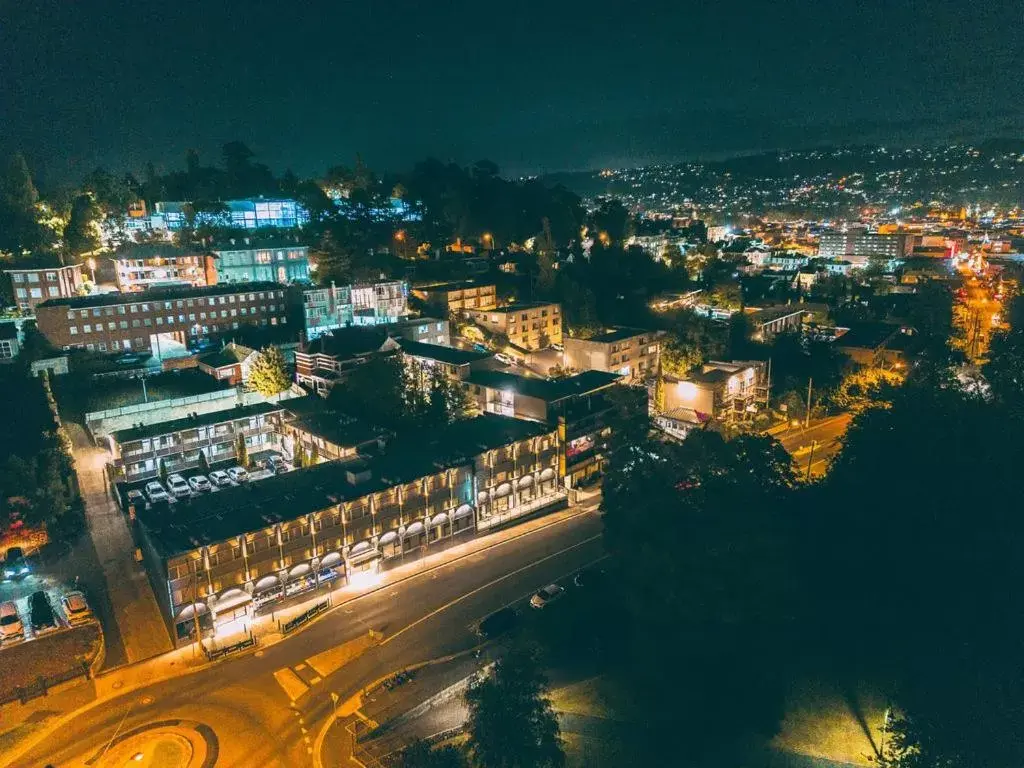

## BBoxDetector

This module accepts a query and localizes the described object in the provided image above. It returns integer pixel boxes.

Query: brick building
[4,263,85,314]
[35,282,293,356]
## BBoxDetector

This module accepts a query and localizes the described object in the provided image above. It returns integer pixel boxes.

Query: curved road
[14,508,604,768]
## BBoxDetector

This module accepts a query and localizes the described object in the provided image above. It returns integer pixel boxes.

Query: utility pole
[805,439,817,481]
[805,377,813,429]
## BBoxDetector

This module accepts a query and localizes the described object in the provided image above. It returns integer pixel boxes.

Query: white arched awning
[213,589,250,612]
[431,512,449,526]
[494,482,513,498]
[320,551,342,568]
[518,475,534,488]
[379,531,399,545]
[176,602,209,621]
[289,563,311,578]
[540,468,556,481]
[454,503,474,519]
[254,575,280,592]
[405,521,425,537]
[477,491,489,504]
[350,541,372,556]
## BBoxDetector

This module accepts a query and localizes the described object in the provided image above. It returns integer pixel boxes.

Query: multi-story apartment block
[102,198,310,245]
[35,282,292,356]
[212,243,310,284]
[564,327,661,383]
[412,281,497,314]
[111,245,217,292]
[817,231,912,266]
[463,302,562,351]
[109,401,285,482]
[295,326,399,396]
[303,280,409,340]
[135,414,563,645]
[659,360,768,433]
[464,369,638,487]
[386,317,450,346]
[4,263,84,314]
[399,339,493,381]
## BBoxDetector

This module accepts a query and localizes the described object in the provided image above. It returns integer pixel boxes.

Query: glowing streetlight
[482,232,494,251]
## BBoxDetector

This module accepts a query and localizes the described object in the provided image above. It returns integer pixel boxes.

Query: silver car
[188,475,212,493]
[145,481,169,503]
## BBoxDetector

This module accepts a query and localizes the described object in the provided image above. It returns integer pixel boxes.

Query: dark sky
[3,0,1023,187]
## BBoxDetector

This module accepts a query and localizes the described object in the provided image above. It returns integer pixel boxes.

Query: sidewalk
[0,500,599,761]
[66,423,172,665]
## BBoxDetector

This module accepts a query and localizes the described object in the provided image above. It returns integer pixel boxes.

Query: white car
[145,481,169,503]
[227,466,249,484]
[494,352,514,366]
[61,591,92,626]
[188,475,212,493]
[208,470,233,488]
[530,584,565,609]
[166,474,191,498]
[0,601,23,641]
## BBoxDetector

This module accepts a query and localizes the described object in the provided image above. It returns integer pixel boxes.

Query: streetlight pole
[804,377,813,429]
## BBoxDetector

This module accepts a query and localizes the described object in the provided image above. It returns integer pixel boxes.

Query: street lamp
[482,232,493,253]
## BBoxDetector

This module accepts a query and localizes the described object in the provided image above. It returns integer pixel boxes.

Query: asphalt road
[14,506,605,768]
[777,414,853,479]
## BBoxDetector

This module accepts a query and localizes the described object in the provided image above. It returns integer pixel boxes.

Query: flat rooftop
[415,281,495,292]
[577,327,654,344]
[398,339,491,365]
[138,414,552,557]
[465,369,622,402]
[111,400,285,444]
[37,281,284,310]
[480,302,558,313]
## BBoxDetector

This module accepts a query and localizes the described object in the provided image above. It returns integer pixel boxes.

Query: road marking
[294,663,307,671]
[273,667,310,702]
[382,534,602,647]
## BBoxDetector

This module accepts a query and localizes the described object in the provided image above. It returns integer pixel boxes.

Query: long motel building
[135,414,565,645]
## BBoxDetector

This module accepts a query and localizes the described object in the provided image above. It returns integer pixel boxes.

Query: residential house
[196,343,258,386]
[294,326,400,396]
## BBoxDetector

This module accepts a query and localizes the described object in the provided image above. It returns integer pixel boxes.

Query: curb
[2,504,600,767]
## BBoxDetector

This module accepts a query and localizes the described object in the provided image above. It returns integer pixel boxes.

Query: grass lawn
[52,369,230,422]
[548,676,623,721]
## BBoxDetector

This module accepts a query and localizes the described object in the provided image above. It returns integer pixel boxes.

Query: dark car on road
[478,607,518,639]
[2,547,29,580]
[29,591,58,633]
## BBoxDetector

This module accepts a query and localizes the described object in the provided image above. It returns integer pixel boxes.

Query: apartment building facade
[4,263,84,314]
[464,302,562,350]
[412,281,497,314]
[303,280,409,340]
[35,282,292,355]
[135,415,562,645]
[212,244,310,284]
[112,245,217,292]
[294,326,399,395]
[109,401,285,482]
[564,327,661,383]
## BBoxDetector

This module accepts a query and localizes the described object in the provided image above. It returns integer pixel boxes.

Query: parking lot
[0,549,97,650]
[116,451,294,511]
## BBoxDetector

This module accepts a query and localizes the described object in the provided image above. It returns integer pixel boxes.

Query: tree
[397,739,468,768]
[197,450,210,474]
[465,644,565,768]
[0,153,52,256]
[423,364,476,427]
[158,458,168,484]
[247,346,291,399]
[234,433,249,468]
[64,193,101,257]
[292,442,306,469]
[308,443,319,466]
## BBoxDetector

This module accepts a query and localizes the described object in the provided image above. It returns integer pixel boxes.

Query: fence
[201,633,257,661]
[0,660,92,706]
[282,599,330,635]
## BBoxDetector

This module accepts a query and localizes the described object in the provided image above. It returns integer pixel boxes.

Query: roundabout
[83,719,218,768]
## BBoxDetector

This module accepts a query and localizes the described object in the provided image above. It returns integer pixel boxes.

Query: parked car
[145,481,169,503]
[29,591,57,632]
[227,466,250,483]
[478,606,518,639]
[208,469,233,488]
[266,455,289,474]
[530,584,565,609]
[188,475,212,493]
[0,601,23,641]
[61,591,92,626]
[494,352,513,366]
[3,547,29,580]
[126,489,146,508]
[166,474,191,498]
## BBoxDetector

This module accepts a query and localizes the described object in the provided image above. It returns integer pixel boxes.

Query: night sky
[3,0,1023,186]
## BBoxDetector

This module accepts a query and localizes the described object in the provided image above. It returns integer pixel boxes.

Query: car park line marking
[273,667,310,702]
